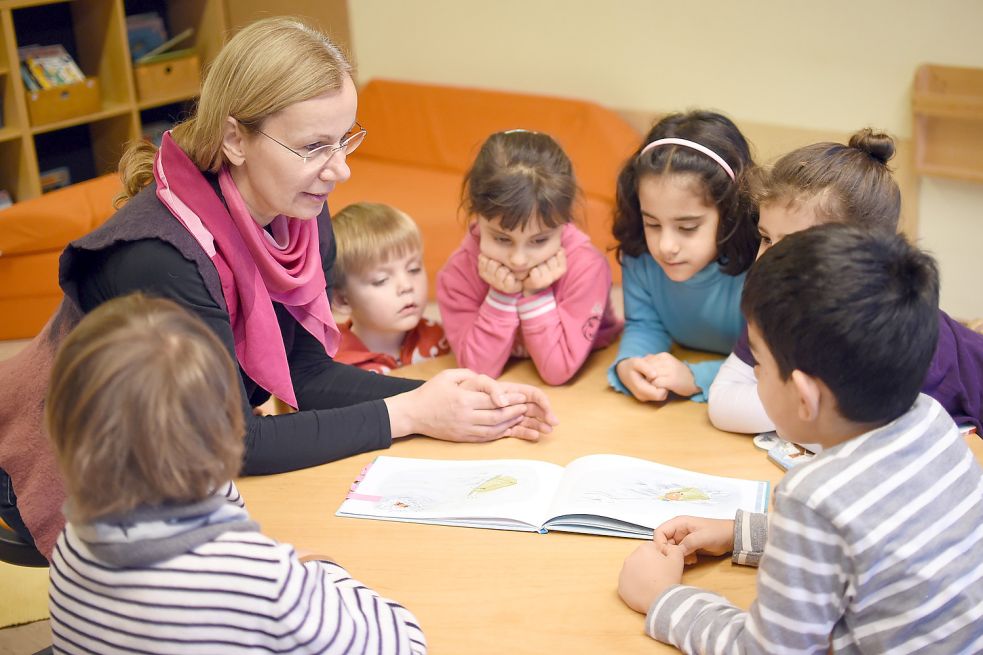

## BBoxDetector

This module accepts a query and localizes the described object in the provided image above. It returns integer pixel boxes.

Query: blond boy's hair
[45,294,244,523]
[330,202,423,291]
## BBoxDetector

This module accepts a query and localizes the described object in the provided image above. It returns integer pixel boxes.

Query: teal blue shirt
[608,254,745,402]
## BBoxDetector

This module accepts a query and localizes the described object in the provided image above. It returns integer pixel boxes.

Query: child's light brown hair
[753,128,901,232]
[330,202,423,291]
[45,294,244,523]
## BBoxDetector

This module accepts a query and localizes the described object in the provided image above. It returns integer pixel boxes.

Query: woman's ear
[221,117,247,166]
[790,369,822,423]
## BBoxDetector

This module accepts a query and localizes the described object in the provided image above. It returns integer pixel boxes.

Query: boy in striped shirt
[45,294,427,654]
[618,224,983,653]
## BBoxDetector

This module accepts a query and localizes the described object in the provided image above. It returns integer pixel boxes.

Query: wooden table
[236,345,983,654]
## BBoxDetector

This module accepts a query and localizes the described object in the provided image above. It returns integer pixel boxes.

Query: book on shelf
[40,167,71,194]
[337,454,770,539]
[126,12,168,61]
[18,44,85,90]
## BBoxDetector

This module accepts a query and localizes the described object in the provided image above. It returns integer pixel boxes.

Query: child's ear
[790,369,822,423]
[331,287,351,312]
[221,117,247,166]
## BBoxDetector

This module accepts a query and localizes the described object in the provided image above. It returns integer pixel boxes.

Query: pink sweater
[437,223,622,385]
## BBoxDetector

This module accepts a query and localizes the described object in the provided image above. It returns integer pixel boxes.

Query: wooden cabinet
[0,0,226,206]
[912,64,983,183]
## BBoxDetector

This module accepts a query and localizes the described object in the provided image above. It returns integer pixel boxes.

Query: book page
[543,454,769,536]
[337,456,566,531]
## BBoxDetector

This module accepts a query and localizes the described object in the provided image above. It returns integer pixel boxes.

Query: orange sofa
[0,80,640,340]
[0,174,122,340]
[331,79,641,291]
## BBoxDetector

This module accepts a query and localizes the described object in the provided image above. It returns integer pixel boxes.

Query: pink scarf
[153,132,339,408]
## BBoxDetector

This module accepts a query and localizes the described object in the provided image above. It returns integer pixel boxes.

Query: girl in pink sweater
[437,130,622,385]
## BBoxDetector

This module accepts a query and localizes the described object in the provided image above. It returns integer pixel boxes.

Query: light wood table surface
[236,344,983,655]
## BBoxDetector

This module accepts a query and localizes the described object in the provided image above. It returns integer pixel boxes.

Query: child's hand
[478,254,523,295]
[654,516,736,565]
[618,541,685,614]
[641,353,699,398]
[615,357,670,402]
[523,249,567,294]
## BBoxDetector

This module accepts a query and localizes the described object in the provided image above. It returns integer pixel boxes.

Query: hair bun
[849,128,895,165]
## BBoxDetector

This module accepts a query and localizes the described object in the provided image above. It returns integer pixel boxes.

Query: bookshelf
[912,64,983,184]
[0,0,226,205]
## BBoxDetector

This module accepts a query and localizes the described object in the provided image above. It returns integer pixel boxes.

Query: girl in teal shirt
[609,111,758,403]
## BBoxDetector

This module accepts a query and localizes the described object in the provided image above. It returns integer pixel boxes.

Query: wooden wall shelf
[913,64,983,184]
[0,0,226,205]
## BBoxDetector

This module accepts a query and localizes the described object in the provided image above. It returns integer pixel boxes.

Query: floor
[0,620,49,654]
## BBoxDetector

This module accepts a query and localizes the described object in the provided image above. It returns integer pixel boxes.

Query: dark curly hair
[612,111,758,275]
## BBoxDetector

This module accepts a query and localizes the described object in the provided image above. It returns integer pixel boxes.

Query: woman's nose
[320,151,351,183]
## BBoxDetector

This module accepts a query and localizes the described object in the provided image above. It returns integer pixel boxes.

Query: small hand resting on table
[654,516,736,565]
[615,353,699,402]
[385,368,559,443]
[618,541,686,614]
[618,516,736,614]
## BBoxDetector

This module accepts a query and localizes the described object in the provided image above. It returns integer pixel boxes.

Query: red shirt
[334,319,450,374]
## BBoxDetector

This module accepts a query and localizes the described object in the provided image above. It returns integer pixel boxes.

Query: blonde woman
[0,17,557,560]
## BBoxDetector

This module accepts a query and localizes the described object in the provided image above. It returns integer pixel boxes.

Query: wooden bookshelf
[0,0,226,205]
[912,64,983,184]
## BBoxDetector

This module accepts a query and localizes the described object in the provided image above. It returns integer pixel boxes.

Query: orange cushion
[0,174,120,257]
[356,79,640,203]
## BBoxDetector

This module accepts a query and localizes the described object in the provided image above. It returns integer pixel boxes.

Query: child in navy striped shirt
[618,225,983,653]
[45,294,427,654]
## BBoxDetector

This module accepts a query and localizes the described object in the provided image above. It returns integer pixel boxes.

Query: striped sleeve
[647,495,846,654]
[732,509,768,567]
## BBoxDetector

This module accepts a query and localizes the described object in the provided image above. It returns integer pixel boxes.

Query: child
[437,129,622,385]
[618,225,983,653]
[46,294,427,654]
[708,129,983,435]
[330,202,450,374]
[609,111,758,404]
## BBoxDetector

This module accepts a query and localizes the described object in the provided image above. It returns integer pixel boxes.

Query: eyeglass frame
[248,121,367,165]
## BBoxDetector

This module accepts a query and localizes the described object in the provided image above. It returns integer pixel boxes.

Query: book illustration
[575,470,731,506]
[755,431,816,471]
[364,466,541,514]
[469,474,518,497]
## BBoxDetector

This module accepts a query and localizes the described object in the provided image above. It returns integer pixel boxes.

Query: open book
[337,454,770,539]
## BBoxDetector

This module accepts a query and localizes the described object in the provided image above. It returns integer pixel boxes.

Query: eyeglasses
[254,121,366,166]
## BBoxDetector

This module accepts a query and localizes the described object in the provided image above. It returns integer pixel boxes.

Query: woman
[0,17,556,559]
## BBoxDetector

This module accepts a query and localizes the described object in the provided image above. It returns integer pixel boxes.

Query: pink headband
[638,137,736,181]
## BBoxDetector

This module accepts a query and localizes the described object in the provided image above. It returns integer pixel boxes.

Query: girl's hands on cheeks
[618,541,685,614]
[478,254,523,295]
[523,249,567,295]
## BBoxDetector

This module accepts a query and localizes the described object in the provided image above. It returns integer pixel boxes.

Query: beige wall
[348,0,983,318]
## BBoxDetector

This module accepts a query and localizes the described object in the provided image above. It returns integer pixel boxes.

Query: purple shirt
[734,310,983,433]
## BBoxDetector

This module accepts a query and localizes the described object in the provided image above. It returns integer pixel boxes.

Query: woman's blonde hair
[116,16,353,205]
[45,294,245,523]
[330,202,423,291]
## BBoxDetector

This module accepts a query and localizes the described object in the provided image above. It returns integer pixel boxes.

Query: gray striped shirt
[49,526,427,654]
[647,394,983,654]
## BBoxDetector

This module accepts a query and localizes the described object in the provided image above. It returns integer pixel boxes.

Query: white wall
[349,0,983,317]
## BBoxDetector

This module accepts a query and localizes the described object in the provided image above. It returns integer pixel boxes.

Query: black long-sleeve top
[71,234,422,475]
